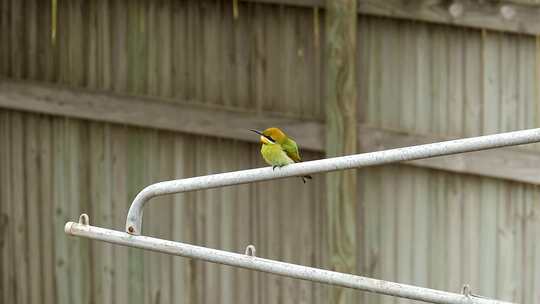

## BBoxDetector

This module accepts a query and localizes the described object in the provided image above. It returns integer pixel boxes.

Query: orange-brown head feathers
[262,127,287,144]
[249,127,288,145]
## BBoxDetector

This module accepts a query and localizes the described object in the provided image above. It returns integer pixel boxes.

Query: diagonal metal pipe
[125,127,540,235]
[65,219,513,304]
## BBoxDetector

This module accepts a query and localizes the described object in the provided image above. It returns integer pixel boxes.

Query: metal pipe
[126,127,540,235]
[65,221,512,304]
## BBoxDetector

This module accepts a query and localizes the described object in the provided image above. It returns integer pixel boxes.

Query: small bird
[250,127,312,183]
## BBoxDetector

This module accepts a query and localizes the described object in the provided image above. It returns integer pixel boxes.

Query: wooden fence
[1,0,540,303]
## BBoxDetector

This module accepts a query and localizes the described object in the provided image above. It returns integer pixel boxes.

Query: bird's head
[250,127,287,145]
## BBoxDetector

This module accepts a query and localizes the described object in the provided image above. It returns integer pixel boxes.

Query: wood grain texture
[324,1,357,303]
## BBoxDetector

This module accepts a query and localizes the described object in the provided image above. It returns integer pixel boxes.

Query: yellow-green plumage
[251,127,312,183]
[261,142,295,167]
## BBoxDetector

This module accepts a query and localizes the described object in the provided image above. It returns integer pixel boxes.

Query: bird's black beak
[249,129,263,136]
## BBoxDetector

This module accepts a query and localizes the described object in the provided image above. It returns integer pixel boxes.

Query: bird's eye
[265,135,275,143]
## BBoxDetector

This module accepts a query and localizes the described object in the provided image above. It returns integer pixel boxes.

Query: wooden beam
[324,0,358,303]
[1,79,540,185]
[243,0,540,36]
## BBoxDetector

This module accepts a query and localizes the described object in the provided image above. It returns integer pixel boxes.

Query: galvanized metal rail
[65,128,540,304]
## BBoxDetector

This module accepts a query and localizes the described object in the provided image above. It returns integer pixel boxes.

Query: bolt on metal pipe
[126,127,540,235]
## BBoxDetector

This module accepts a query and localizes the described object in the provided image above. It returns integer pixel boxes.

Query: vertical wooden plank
[522,186,535,303]
[144,129,160,304]
[57,0,69,84]
[461,29,482,291]
[112,0,128,92]
[39,115,55,304]
[496,34,519,301]
[359,167,380,304]
[194,137,207,304]
[98,0,112,90]
[281,7,299,115]
[202,1,221,105]
[256,162,280,304]
[52,118,70,304]
[111,125,129,304]
[413,22,431,293]
[86,0,98,89]
[531,186,540,303]
[232,3,251,109]
[171,0,188,100]
[415,22,432,134]
[220,0,235,108]
[219,142,235,304]
[66,119,90,304]
[155,132,174,304]
[379,166,396,304]
[11,112,29,304]
[69,0,84,87]
[251,4,266,114]
[127,0,148,95]
[10,0,24,78]
[127,128,145,304]
[204,138,221,304]
[0,111,14,304]
[26,0,38,79]
[24,114,43,304]
[263,6,284,113]
[298,163,315,304]
[281,176,300,304]
[89,123,114,304]
[378,21,399,129]
[479,30,500,297]
[158,0,172,98]
[172,134,197,304]
[236,142,254,304]
[446,29,464,293]
[39,0,57,82]
[396,22,415,304]
[431,28,449,136]
[147,0,158,96]
[324,1,357,303]
[0,0,9,75]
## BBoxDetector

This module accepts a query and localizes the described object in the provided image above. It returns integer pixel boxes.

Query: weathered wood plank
[171,134,197,304]
[110,125,129,304]
[24,114,43,304]
[2,79,540,184]
[52,118,70,304]
[89,123,114,304]
[324,1,357,303]
[0,110,14,304]
[11,112,29,304]
[243,0,540,35]
[126,128,145,304]
[478,30,499,297]
[38,115,55,304]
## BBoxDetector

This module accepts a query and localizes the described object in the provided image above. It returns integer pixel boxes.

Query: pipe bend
[125,183,163,235]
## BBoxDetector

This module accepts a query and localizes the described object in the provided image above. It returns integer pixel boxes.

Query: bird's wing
[282,140,302,162]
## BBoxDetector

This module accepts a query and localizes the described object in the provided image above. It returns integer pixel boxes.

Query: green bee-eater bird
[250,127,312,183]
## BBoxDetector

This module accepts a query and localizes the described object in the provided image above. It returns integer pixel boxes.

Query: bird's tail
[301,175,313,183]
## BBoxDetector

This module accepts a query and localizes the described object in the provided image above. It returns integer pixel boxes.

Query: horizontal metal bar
[65,221,513,304]
[126,128,540,235]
